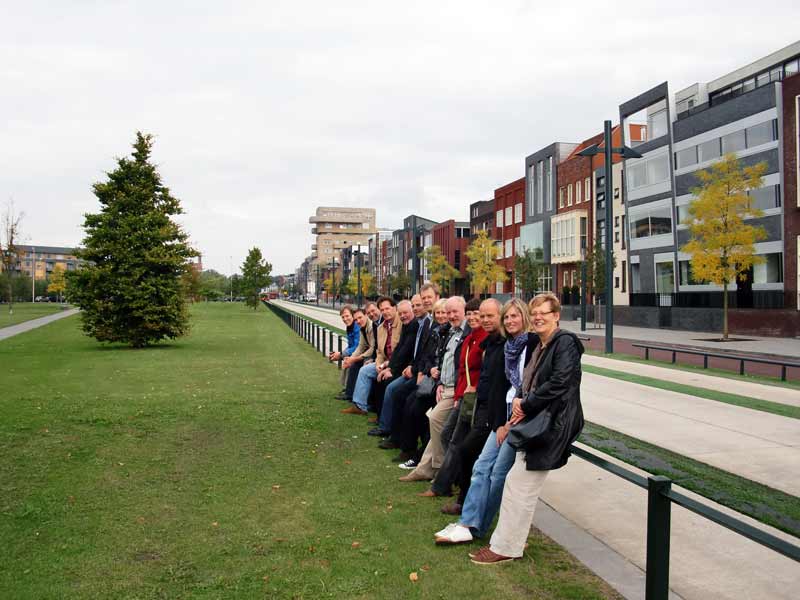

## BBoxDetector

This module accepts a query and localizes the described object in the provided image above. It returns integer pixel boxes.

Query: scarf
[504,332,528,396]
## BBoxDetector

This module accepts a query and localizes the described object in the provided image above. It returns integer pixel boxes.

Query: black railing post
[646,475,672,600]
[329,330,334,359]
[337,336,343,370]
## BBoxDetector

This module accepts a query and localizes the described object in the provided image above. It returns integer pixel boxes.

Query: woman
[434,297,537,544]
[470,292,584,564]
[329,305,360,399]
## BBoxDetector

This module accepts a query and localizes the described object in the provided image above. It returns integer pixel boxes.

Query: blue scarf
[504,333,528,396]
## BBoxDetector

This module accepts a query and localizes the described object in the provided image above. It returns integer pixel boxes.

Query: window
[621,261,627,292]
[648,109,668,139]
[537,160,544,214]
[454,250,461,270]
[746,121,775,148]
[528,163,536,216]
[679,260,700,286]
[580,216,587,252]
[655,260,674,293]
[614,216,620,228]
[597,175,605,188]
[698,138,721,163]
[515,236,521,255]
[597,192,605,210]
[584,177,591,201]
[615,231,620,243]
[614,187,620,199]
[628,153,669,189]
[558,187,565,208]
[721,130,746,154]
[615,276,620,289]
[545,157,554,211]
[631,263,640,293]
[597,220,606,249]
[748,184,780,210]
[505,206,512,227]
[622,216,627,249]
[563,271,569,288]
[631,206,673,238]
[786,59,799,77]
[496,210,503,228]
[576,180,582,204]
[505,239,513,258]
[676,146,698,169]
[514,203,522,224]
[754,253,783,284]
[567,184,573,207]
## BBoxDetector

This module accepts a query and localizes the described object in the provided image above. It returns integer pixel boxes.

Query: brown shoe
[417,489,438,497]
[341,406,367,415]
[440,502,462,515]
[470,546,516,565]
[367,417,378,424]
[398,472,431,482]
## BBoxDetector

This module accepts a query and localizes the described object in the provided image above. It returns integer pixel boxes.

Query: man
[400,296,467,481]
[371,295,429,440]
[340,308,375,402]
[365,301,382,327]
[342,297,401,415]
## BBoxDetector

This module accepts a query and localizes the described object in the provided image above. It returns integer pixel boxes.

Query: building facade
[309,207,376,266]
[2,245,82,280]
[494,178,525,294]
[782,69,800,311]
[430,219,471,295]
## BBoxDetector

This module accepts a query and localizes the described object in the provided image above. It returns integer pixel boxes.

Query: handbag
[458,345,477,423]
[417,375,436,397]
[507,409,553,450]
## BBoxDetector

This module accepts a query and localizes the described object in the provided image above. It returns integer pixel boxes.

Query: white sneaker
[434,522,458,538]
[435,524,473,545]
[398,459,418,470]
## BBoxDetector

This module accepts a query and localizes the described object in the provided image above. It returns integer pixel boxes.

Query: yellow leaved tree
[47,264,67,303]
[680,153,767,339]
[465,229,507,296]
[422,245,459,295]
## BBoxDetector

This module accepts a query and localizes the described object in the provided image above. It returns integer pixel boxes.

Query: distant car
[304,294,317,302]
[34,296,51,302]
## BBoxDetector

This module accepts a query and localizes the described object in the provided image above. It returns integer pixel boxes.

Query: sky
[2,1,798,275]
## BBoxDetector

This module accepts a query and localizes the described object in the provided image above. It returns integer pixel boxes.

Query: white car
[304,294,317,302]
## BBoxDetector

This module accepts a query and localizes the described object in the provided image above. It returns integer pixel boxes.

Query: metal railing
[265,300,800,600]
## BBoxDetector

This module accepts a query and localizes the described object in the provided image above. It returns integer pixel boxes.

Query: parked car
[304,294,317,302]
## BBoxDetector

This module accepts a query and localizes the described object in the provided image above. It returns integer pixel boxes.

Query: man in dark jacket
[370,299,417,419]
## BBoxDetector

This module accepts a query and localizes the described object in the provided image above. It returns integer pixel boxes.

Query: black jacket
[387,319,419,378]
[520,329,584,471]
[483,332,538,431]
[418,322,447,376]
[411,317,433,376]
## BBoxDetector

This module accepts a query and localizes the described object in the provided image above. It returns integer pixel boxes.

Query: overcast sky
[2,1,798,275]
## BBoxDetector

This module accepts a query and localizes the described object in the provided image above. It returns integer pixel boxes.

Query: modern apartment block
[390,215,437,294]
[430,220,471,295]
[493,178,525,294]
[309,207,377,266]
[367,229,393,296]
[3,245,82,280]
[469,199,494,239]
[522,143,579,294]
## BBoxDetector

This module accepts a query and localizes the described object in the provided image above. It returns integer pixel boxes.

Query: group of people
[326,284,585,564]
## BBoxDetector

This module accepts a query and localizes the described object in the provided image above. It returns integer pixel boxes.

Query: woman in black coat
[470,292,584,564]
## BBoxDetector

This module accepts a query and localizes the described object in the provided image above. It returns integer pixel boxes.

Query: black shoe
[378,439,400,450]
[335,392,348,400]
[368,428,390,437]
[392,451,413,462]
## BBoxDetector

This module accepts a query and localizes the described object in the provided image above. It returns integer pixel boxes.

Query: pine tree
[67,132,196,347]
[241,247,272,310]
[681,153,767,339]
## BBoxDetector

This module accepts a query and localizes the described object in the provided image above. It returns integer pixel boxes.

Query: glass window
[746,121,775,148]
[528,163,536,216]
[558,187,564,208]
[753,253,783,283]
[567,184,573,206]
[649,207,673,236]
[545,157,554,211]
[514,203,522,224]
[748,184,778,210]
[648,109,668,139]
[628,162,647,189]
[655,260,674,293]
[721,129,746,154]
[742,78,756,93]
[756,72,770,87]
[496,210,503,228]
[597,175,605,188]
[647,154,670,184]
[505,206,512,226]
[770,67,782,82]
[698,138,721,162]
[679,260,700,285]
[505,239,513,258]
[584,177,591,201]
[676,146,698,169]
[677,204,690,223]
[786,59,799,77]
[575,180,582,204]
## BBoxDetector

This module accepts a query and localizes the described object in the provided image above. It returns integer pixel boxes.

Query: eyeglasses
[530,310,554,318]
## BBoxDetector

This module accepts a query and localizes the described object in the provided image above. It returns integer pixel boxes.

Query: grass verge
[582,364,800,419]
[585,348,800,390]
[579,422,800,538]
[1,303,622,599]
[0,303,65,329]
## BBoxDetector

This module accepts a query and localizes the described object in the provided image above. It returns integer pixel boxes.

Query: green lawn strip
[1,303,621,599]
[583,364,800,419]
[585,348,800,390]
[579,422,800,538]
[0,303,65,329]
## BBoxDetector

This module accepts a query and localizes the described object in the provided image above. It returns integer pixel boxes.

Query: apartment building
[782,69,800,311]
[493,178,525,294]
[389,215,437,294]
[309,207,377,266]
[469,199,494,239]
[2,245,82,280]
[430,219,471,295]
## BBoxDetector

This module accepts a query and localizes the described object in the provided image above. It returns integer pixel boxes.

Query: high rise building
[309,207,377,266]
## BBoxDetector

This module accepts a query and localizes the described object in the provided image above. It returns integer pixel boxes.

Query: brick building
[782,70,800,311]
[494,177,525,294]
[430,219,470,295]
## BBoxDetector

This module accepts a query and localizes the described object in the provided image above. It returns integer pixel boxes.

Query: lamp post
[31,246,36,303]
[356,244,362,308]
[330,257,336,307]
[580,246,587,332]
[316,264,320,306]
[577,120,641,353]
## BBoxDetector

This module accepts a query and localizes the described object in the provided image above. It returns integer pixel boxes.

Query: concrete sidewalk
[0,308,79,341]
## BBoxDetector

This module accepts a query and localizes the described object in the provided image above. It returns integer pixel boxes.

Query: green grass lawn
[0,302,66,329]
[0,303,621,600]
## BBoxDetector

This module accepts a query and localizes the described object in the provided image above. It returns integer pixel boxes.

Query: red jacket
[454,327,489,402]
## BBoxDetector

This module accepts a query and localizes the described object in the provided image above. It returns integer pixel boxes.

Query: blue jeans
[352,363,378,411]
[379,376,417,432]
[458,430,517,538]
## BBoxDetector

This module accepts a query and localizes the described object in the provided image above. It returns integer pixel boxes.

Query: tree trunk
[722,281,728,340]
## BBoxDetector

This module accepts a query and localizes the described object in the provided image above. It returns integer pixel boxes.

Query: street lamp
[31,246,36,303]
[330,257,336,307]
[580,245,587,332]
[577,120,642,353]
[356,244,362,308]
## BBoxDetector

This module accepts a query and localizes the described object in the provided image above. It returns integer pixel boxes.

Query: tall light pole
[580,246,587,332]
[31,246,36,302]
[356,244,362,308]
[577,120,641,353]
[330,257,336,307]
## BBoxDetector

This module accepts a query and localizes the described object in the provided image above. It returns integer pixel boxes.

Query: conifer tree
[241,247,272,310]
[67,132,195,347]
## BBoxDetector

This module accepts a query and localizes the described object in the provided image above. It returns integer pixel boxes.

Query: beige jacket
[375,317,402,367]
[351,319,376,362]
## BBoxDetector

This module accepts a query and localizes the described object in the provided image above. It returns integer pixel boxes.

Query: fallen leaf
[136,516,146,524]
[344,460,351,465]
[351,541,361,549]
[272,485,281,491]
[409,572,419,582]
[67,496,76,505]
[211,521,219,527]
[421,564,430,571]
[262,575,269,582]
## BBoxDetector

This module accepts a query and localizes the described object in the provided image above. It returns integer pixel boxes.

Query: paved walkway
[272,300,800,599]
[0,308,79,341]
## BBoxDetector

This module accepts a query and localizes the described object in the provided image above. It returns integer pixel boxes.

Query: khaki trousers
[411,386,454,479]
[489,452,549,558]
